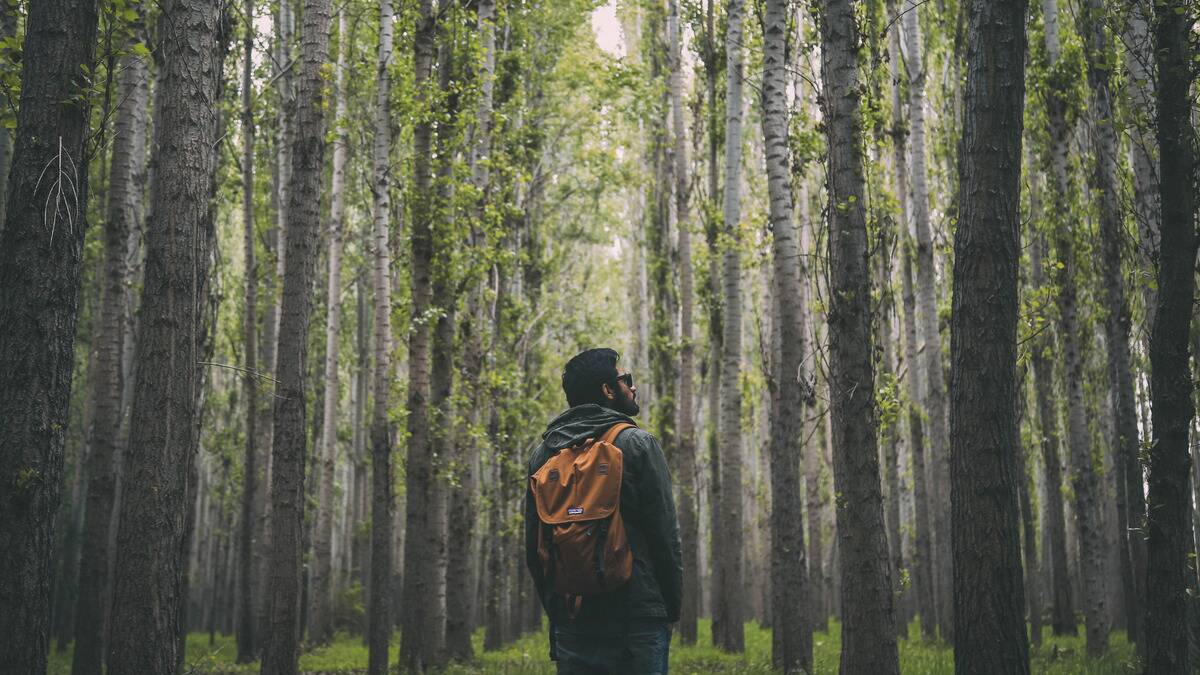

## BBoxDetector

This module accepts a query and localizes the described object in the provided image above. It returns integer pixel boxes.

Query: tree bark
[260,0,332,670]
[1040,0,1110,655]
[237,0,260,661]
[0,2,98,672]
[1029,236,1075,636]
[71,17,149,675]
[819,0,899,670]
[888,0,936,641]
[1143,1,1197,671]
[948,0,1030,670]
[309,5,350,647]
[714,0,746,654]
[367,5,395,669]
[668,0,700,647]
[106,2,224,672]
[1078,0,1142,646]
[762,0,812,669]
[900,1,952,641]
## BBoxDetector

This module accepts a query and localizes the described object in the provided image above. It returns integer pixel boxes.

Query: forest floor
[47,619,1135,674]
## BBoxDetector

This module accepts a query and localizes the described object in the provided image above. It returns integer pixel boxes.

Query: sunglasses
[615,373,634,388]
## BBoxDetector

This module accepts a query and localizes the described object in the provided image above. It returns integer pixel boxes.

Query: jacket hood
[541,404,637,451]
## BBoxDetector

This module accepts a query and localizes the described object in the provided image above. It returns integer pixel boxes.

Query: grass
[47,619,1138,674]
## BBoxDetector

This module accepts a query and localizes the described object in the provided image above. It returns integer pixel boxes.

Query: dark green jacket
[524,404,683,633]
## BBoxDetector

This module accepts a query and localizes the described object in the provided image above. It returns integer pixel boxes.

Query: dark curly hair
[562,348,621,407]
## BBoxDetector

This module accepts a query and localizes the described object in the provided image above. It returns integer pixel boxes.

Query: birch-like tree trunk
[401,0,447,668]
[236,0,260,662]
[1143,1,1198,670]
[714,0,746,653]
[260,0,332,669]
[309,6,350,646]
[107,2,225,672]
[71,17,149,675]
[888,0,935,640]
[1119,1,1153,645]
[1040,0,1110,655]
[762,0,811,668]
[900,2,952,641]
[669,0,700,646]
[820,0,899,670]
[0,2,98,671]
[1078,0,1142,646]
[948,0,1030,670]
[367,3,394,673]
[445,0,495,661]
[1029,234,1075,636]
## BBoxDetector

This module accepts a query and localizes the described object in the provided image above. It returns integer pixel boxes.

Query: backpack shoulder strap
[599,422,635,446]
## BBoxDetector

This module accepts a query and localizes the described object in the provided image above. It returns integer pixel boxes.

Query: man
[525,348,683,675]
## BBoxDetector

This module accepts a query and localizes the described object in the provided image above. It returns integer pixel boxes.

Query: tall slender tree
[310,5,351,646]
[367,6,395,672]
[669,0,700,647]
[900,0,952,640]
[1077,0,1141,644]
[260,0,333,669]
[0,1,98,671]
[948,0,1030,671]
[1040,0,1110,654]
[1143,1,1197,671]
[714,0,746,653]
[1029,235,1075,635]
[71,14,149,674]
[401,0,448,668]
[237,0,260,661]
[819,0,899,670]
[762,0,811,669]
[888,0,936,640]
[107,1,226,672]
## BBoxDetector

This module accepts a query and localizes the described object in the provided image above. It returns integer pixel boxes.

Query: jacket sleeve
[632,431,684,622]
[525,472,551,614]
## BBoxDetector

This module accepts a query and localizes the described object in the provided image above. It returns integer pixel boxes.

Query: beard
[609,388,640,417]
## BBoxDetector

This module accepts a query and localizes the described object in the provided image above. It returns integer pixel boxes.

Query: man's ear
[601,382,615,400]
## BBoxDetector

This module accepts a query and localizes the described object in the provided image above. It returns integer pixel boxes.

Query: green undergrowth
[47,618,1137,674]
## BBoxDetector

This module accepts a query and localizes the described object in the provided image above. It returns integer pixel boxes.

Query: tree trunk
[444,0,496,660]
[888,0,935,641]
[1029,236,1075,636]
[0,3,15,228]
[237,0,260,661]
[1143,0,1198,670]
[0,1,98,671]
[948,1,1030,671]
[71,18,149,675]
[309,6,350,647]
[1040,0,1110,655]
[762,0,812,668]
[400,0,447,669]
[260,0,332,670]
[820,0,899,670]
[366,4,395,668]
[106,2,224,672]
[714,0,746,654]
[901,1,952,641]
[667,0,700,648]
[1078,0,1142,645]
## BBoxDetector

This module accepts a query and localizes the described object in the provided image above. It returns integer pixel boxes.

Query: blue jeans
[553,621,671,675]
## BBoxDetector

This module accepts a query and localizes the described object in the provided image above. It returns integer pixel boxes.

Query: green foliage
[46,619,1138,674]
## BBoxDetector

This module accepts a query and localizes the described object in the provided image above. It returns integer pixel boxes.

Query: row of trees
[0,0,1196,674]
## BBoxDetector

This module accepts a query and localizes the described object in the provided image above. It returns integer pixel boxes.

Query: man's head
[561,348,640,416]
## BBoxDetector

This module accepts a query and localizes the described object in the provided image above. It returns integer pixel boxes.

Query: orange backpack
[531,422,635,598]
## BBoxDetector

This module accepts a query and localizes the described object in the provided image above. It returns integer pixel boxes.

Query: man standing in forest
[525,348,683,674]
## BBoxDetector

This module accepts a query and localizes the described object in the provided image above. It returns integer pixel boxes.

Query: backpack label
[568,507,583,515]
